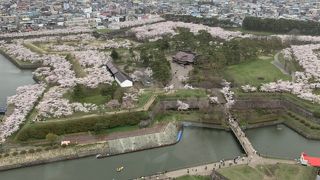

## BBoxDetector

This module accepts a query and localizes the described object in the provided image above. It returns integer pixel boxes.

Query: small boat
[116,166,124,172]
[96,153,111,159]
[276,124,283,130]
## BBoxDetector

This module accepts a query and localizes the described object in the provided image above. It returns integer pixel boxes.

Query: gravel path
[272,52,290,76]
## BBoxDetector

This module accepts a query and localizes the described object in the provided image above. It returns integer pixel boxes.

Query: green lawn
[224,57,291,86]
[218,164,316,180]
[176,175,210,180]
[78,94,109,105]
[282,113,320,139]
[23,43,46,54]
[66,54,87,78]
[137,91,153,107]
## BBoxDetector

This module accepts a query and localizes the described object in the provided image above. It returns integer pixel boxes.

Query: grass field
[66,54,87,78]
[137,91,153,107]
[78,94,109,105]
[218,164,316,180]
[224,57,291,86]
[282,113,320,139]
[176,175,210,180]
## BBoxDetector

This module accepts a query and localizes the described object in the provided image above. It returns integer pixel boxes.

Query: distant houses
[106,61,133,87]
[172,51,196,65]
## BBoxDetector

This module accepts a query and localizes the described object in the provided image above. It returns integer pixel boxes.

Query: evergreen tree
[111,49,119,60]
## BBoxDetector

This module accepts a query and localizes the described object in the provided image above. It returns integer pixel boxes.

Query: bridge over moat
[227,114,257,158]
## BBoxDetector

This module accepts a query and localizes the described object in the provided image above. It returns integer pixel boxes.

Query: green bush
[12,152,18,156]
[36,148,42,152]
[20,150,27,154]
[28,149,35,153]
[16,112,148,141]
[313,111,320,118]
[110,49,119,60]
[243,16,320,36]
[4,153,9,157]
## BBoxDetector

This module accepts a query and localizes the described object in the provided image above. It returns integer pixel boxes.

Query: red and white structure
[300,152,320,167]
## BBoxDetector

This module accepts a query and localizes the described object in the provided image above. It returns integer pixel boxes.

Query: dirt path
[166,55,193,89]
[272,52,290,76]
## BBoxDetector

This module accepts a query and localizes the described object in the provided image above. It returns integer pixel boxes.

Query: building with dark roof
[106,61,133,87]
[172,51,196,65]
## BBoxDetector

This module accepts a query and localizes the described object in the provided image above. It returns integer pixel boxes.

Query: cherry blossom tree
[177,100,190,111]
[131,21,242,40]
[241,84,257,92]
[220,80,235,108]
[0,26,93,39]
[0,84,46,141]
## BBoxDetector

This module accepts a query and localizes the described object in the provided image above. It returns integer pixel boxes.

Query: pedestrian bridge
[227,115,257,157]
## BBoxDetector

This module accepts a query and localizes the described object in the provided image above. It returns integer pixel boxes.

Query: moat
[0,127,242,180]
[0,54,34,107]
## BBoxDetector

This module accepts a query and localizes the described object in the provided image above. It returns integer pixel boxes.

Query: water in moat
[246,124,320,159]
[0,127,243,180]
[0,54,34,107]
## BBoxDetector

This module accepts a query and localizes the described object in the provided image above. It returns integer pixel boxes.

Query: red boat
[300,152,320,167]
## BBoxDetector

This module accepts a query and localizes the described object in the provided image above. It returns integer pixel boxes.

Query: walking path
[272,52,290,76]
[227,115,257,157]
[138,156,296,179]
[138,157,250,180]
